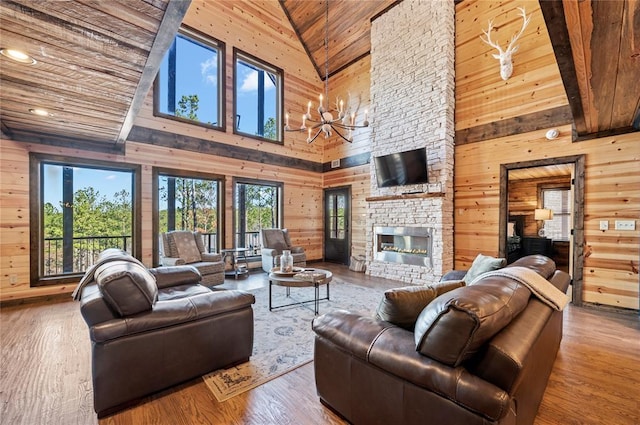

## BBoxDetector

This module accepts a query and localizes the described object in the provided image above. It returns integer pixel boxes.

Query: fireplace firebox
[374,226,433,267]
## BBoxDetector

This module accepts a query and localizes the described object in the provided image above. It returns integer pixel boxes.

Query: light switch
[599,221,608,231]
[615,220,636,231]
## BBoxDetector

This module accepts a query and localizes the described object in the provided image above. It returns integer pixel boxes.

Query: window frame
[232,177,284,259]
[153,25,226,131]
[152,167,226,267]
[29,153,142,287]
[233,48,284,144]
[538,184,572,241]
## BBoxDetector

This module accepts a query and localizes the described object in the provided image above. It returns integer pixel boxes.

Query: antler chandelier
[284,0,369,143]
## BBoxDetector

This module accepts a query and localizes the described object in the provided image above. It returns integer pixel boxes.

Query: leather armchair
[260,228,306,272]
[76,249,255,417]
[160,230,224,286]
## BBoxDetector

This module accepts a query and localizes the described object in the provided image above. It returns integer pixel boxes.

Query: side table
[221,248,250,279]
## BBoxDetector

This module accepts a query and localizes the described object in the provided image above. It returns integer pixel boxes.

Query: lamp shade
[534,208,553,221]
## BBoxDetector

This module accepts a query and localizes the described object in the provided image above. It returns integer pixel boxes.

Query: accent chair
[160,230,225,286]
[260,228,307,272]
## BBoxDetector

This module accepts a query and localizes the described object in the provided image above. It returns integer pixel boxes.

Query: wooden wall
[455,0,639,310]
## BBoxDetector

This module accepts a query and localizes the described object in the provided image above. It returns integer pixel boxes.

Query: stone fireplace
[365,0,455,285]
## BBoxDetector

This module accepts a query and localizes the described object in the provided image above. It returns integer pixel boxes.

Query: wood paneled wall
[455,0,639,310]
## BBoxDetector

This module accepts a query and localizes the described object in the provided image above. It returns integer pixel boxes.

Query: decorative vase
[280,249,293,272]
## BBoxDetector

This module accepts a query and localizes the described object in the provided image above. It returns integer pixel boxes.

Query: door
[324,186,351,264]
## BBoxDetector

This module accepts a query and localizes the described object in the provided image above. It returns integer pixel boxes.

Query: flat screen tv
[374,147,428,188]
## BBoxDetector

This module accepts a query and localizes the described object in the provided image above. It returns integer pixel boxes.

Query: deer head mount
[480,7,531,81]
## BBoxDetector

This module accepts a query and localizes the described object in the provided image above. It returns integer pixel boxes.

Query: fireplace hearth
[374,226,432,267]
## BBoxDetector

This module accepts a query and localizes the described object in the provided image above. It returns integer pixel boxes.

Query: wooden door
[324,187,351,264]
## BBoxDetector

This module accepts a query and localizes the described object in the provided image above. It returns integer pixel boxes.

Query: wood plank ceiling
[0,0,189,151]
[0,0,637,151]
[540,0,640,139]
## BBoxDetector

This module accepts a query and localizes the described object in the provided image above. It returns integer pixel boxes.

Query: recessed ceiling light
[29,108,53,117]
[0,48,37,65]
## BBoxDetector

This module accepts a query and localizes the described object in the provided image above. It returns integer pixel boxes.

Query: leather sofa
[312,255,571,425]
[75,249,255,417]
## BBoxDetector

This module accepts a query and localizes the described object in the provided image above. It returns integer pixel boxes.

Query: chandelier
[284,0,369,143]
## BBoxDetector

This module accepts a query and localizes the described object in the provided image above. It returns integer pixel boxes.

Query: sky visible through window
[44,165,131,206]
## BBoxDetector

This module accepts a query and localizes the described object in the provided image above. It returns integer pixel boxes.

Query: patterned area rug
[202,277,395,401]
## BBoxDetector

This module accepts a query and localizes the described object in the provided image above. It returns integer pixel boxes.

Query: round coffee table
[268,268,332,315]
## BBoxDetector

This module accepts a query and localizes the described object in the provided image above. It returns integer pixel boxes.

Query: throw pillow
[172,232,201,264]
[375,286,438,330]
[463,253,506,285]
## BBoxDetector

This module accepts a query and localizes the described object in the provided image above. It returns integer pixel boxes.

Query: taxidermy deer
[480,7,531,80]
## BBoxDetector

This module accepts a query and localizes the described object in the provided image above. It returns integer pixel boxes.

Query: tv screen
[374,147,428,188]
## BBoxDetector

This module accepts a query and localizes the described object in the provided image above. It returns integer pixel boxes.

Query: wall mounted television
[374,147,428,188]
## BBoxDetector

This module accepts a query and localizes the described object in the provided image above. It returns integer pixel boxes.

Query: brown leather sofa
[312,255,571,425]
[75,249,255,417]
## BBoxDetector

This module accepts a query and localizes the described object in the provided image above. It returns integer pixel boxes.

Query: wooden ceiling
[0,0,190,151]
[279,0,398,79]
[0,0,637,151]
[540,1,640,139]
[508,164,573,181]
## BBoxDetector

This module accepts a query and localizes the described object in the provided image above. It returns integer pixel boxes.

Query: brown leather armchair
[75,249,255,417]
[160,230,225,286]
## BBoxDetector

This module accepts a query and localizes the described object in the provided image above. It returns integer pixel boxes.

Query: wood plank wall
[454,0,639,310]
[1,0,637,309]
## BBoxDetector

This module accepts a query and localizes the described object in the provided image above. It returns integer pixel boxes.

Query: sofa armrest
[149,265,202,289]
[160,256,186,266]
[201,252,222,262]
[289,246,305,254]
[90,289,255,343]
[312,310,394,361]
[261,248,277,257]
[440,270,467,281]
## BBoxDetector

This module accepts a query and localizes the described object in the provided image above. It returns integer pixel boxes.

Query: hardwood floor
[1,263,638,425]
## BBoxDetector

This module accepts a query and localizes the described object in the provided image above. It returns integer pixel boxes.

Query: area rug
[202,278,395,401]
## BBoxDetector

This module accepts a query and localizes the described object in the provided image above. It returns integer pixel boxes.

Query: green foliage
[176,94,200,121]
[158,176,218,234]
[263,117,276,140]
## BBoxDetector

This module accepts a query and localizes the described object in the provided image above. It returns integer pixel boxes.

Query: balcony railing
[43,235,131,276]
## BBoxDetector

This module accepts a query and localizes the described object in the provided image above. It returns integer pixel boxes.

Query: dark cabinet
[522,237,553,258]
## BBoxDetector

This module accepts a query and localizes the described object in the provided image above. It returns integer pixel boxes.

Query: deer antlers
[480,7,531,80]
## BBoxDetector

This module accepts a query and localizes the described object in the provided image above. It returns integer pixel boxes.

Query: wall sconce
[534,208,554,237]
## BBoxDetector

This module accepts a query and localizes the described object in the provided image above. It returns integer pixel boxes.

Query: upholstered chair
[160,231,225,286]
[260,228,307,272]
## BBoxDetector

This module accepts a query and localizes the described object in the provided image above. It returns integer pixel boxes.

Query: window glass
[234,181,282,256]
[157,174,221,253]
[157,29,223,128]
[543,189,571,240]
[40,163,134,278]
[234,50,282,142]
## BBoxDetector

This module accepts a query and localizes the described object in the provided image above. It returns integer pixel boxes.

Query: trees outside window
[233,48,283,142]
[155,27,224,129]
[234,179,283,256]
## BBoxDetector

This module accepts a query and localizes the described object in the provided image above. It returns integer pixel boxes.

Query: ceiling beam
[115,0,192,146]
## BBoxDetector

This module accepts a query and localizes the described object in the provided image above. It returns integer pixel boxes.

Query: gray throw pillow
[463,254,506,285]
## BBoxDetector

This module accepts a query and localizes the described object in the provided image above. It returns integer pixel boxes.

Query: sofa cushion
[375,280,465,330]
[172,231,201,263]
[95,260,158,316]
[463,253,506,284]
[414,276,531,367]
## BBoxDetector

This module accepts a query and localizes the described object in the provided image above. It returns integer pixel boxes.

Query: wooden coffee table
[268,268,332,315]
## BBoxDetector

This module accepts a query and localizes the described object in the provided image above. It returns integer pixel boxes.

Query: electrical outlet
[331,159,340,168]
[599,221,608,231]
[614,220,636,231]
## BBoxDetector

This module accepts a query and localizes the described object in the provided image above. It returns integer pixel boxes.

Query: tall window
[233,49,283,142]
[542,188,571,240]
[30,155,140,286]
[233,179,283,257]
[155,27,224,129]
[156,170,223,255]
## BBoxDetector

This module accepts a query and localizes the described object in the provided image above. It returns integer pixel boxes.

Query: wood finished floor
[1,262,638,425]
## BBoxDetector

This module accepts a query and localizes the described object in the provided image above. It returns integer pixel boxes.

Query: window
[155,27,225,129]
[233,49,283,142]
[154,169,223,262]
[542,188,571,240]
[233,179,283,257]
[30,154,140,286]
